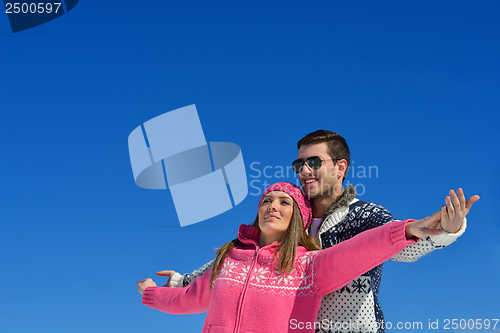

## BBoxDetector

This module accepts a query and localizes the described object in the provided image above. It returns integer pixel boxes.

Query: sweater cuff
[391,219,418,247]
[167,272,184,288]
[430,217,467,246]
[142,286,158,308]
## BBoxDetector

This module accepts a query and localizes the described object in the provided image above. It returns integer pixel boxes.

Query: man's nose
[299,161,313,177]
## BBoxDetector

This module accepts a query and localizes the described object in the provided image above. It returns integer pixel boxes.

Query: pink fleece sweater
[142,220,417,333]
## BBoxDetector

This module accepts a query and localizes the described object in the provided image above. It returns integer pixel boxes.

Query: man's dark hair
[297,130,350,181]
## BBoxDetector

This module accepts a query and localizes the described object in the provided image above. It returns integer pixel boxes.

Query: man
[160,130,479,333]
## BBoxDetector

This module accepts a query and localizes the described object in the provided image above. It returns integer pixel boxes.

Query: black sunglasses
[291,156,335,173]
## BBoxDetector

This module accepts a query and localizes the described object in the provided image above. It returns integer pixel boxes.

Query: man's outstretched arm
[391,188,479,262]
[157,259,216,288]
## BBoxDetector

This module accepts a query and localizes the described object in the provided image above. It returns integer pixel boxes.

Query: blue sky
[1,1,499,332]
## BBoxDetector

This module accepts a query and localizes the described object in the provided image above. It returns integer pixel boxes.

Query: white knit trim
[166,272,184,288]
[430,217,467,246]
[318,198,359,241]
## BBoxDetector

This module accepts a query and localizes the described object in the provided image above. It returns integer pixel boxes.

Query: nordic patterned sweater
[168,186,467,333]
[144,221,417,333]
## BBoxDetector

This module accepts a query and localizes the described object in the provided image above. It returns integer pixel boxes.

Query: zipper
[232,247,260,332]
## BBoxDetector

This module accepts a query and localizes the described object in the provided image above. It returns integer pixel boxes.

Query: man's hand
[156,270,177,287]
[440,188,480,233]
[137,278,157,295]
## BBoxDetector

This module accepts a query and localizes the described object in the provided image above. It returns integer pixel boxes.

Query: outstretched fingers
[156,270,176,277]
[441,188,479,233]
[455,188,480,215]
[465,194,480,213]
[446,192,456,217]
[457,188,466,212]
[157,270,177,287]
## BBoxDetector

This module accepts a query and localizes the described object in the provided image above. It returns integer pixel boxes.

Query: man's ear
[336,159,348,179]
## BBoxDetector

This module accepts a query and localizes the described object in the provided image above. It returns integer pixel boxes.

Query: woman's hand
[137,278,157,295]
[405,211,443,239]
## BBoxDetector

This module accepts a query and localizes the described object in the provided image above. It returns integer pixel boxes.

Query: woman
[137,182,445,333]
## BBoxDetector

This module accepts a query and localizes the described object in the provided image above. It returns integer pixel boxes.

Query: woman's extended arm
[313,219,419,296]
[137,268,212,315]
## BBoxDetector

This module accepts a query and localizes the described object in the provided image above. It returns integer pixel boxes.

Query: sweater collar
[310,185,358,240]
[238,224,284,251]
[238,224,261,246]
[324,185,357,215]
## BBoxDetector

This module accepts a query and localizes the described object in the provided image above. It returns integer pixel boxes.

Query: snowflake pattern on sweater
[212,249,320,298]
[178,186,462,333]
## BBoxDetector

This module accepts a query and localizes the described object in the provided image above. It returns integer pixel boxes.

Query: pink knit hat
[258,182,312,230]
